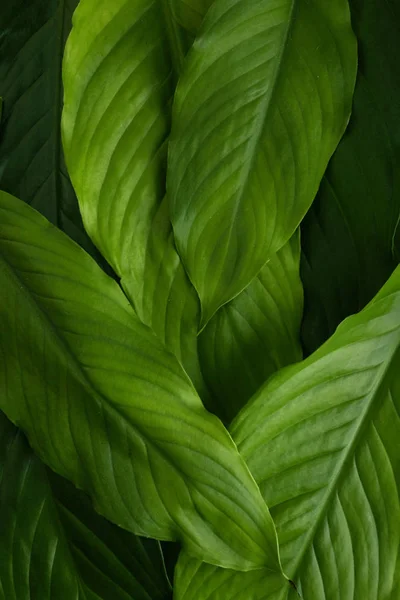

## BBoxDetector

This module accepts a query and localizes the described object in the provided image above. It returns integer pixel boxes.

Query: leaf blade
[301,0,400,354]
[0,191,282,572]
[0,411,170,600]
[175,267,400,597]
[168,0,357,325]
[199,231,303,423]
[61,0,207,396]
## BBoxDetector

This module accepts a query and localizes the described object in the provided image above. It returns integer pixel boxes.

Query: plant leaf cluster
[0,0,399,598]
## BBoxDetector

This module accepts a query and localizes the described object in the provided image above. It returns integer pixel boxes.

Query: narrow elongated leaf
[168,0,357,326]
[301,0,400,354]
[0,411,170,600]
[61,0,207,395]
[199,232,303,424]
[174,266,400,598]
[0,192,282,573]
[0,0,102,259]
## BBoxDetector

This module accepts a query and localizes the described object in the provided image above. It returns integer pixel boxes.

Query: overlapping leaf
[170,0,214,34]
[168,0,357,326]
[0,191,283,573]
[301,0,400,354]
[0,0,103,260]
[61,0,207,394]
[0,412,170,600]
[175,266,400,598]
[199,232,303,424]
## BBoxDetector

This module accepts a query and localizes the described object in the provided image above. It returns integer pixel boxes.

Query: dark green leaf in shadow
[0,411,171,600]
[0,0,110,268]
[301,0,400,354]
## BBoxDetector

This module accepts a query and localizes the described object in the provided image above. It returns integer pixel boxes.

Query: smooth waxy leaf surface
[0,191,282,572]
[199,232,303,424]
[168,0,357,326]
[0,0,103,259]
[301,0,400,354]
[61,0,207,394]
[0,412,170,600]
[175,265,400,598]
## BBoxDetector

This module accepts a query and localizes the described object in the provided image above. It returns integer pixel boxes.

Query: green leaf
[168,0,357,327]
[61,0,207,395]
[0,0,103,260]
[174,265,400,597]
[199,231,303,424]
[174,554,294,600]
[170,0,214,34]
[0,191,282,573]
[301,0,400,354]
[0,411,171,600]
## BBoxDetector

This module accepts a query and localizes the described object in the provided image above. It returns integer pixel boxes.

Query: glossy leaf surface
[199,232,303,424]
[0,0,101,258]
[175,265,400,597]
[61,0,205,393]
[0,192,282,572]
[301,0,400,354]
[168,0,357,326]
[0,411,171,600]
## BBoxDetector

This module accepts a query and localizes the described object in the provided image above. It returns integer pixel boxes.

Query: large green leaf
[168,0,357,326]
[301,0,400,354]
[0,191,283,573]
[199,232,303,424]
[175,266,400,597]
[0,0,102,259]
[0,412,170,600]
[61,0,208,396]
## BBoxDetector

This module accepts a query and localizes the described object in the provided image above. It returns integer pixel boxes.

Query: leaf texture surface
[0,192,282,573]
[168,0,357,325]
[199,232,303,423]
[61,0,206,394]
[174,266,400,598]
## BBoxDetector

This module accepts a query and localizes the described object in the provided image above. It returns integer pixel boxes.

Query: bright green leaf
[61,0,208,395]
[168,0,357,327]
[174,265,400,597]
[174,554,294,600]
[199,231,303,424]
[0,191,282,573]
[301,0,400,354]
[0,411,171,600]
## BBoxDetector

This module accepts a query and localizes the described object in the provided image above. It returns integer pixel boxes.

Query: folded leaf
[0,411,171,600]
[301,0,400,354]
[168,0,357,326]
[175,266,400,597]
[199,232,303,424]
[0,0,103,261]
[61,0,208,395]
[0,192,282,572]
